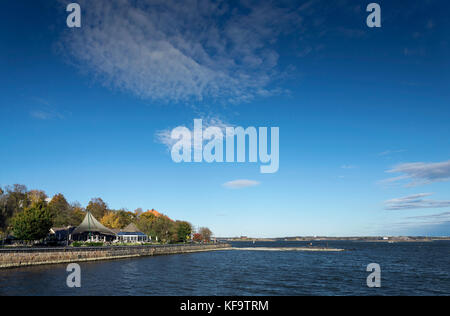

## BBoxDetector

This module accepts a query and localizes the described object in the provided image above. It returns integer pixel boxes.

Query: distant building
[116,223,148,243]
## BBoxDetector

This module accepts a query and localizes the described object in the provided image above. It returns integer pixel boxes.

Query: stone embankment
[0,243,231,269]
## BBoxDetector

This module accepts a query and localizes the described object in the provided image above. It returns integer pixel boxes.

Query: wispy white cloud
[223,179,260,189]
[389,211,450,234]
[406,211,450,221]
[59,0,304,104]
[382,160,450,186]
[385,193,450,210]
[29,98,65,120]
[30,110,55,120]
[378,149,405,157]
[341,165,357,169]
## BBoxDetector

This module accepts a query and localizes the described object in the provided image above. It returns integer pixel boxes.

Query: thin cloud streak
[223,179,260,189]
[384,193,450,210]
[382,160,450,186]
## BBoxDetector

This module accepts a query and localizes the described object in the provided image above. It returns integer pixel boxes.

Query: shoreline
[0,243,231,269]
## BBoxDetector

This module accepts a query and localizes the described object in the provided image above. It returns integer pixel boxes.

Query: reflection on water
[0,241,449,295]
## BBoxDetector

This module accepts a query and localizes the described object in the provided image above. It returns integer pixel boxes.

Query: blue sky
[1,0,449,237]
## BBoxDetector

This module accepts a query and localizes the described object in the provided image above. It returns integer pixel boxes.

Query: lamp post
[88,211,92,242]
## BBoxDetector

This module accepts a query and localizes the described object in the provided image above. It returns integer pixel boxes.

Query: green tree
[48,193,71,227]
[11,201,53,241]
[0,184,29,234]
[153,216,175,243]
[0,187,6,236]
[175,221,192,242]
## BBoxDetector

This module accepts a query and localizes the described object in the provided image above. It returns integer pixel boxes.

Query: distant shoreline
[230,247,345,252]
[219,237,450,242]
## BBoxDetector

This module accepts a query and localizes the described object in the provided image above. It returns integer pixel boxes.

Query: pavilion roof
[72,212,116,236]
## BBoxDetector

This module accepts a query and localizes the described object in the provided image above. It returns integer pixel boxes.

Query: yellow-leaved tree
[100,212,121,229]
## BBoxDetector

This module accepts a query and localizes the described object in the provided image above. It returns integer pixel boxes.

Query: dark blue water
[0,241,449,295]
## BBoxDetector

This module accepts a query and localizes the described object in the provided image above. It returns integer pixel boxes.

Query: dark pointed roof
[72,212,116,236]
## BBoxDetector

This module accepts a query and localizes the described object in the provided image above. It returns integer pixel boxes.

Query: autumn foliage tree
[135,210,190,243]
[100,211,121,229]
[86,198,108,220]
[69,202,85,226]
[1,184,208,245]
[198,227,213,242]
[193,233,203,242]
[100,209,135,229]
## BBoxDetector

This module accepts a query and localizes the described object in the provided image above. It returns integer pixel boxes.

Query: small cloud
[378,149,405,157]
[341,165,357,169]
[406,211,450,221]
[29,97,65,120]
[384,193,450,210]
[383,160,450,186]
[30,110,52,120]
[29,110,64,120]
[223,179,260,189]
[390,211,450,233]
[403,47,426,57]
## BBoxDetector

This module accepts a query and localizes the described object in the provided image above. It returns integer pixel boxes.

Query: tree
[48,193,71,227]
[0,184,29,234]
[0,188,6,235]
[136,211,157,237]
[68,202,85,226]
[100,209,134,229]
[152,216,175,243]
[198,227,213,242]
[116,209,135,228]
[100,211,121,229]
[193,233,203,242]
[86,198,108,220]
[11,201,53,241]
[27,190,48,207]
[175,221,192,242]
